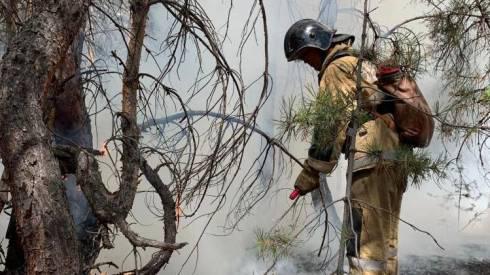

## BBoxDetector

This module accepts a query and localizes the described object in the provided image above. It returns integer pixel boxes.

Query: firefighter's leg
[386,172,407,275]
[346,168,405,275]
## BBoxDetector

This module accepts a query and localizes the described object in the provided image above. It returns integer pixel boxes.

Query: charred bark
[0,0,90,274]
[4,31,102,274]
[138,160,180,274]
[52,30,102,272]
[118,0,149,216]
[76,152,186,274]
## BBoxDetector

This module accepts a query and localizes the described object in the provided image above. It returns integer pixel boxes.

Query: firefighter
[283,19,429,275]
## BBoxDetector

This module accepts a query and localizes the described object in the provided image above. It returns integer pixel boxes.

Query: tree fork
[78,0,150,224]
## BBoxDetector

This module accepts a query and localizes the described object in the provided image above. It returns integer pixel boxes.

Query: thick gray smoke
[95,1,490,274]
[0,1,488,275]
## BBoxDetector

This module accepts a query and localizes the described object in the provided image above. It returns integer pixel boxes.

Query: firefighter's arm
[293,155,338,195]
[292,60,356,196]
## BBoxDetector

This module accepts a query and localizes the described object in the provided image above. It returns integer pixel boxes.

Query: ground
[400,256,490,275]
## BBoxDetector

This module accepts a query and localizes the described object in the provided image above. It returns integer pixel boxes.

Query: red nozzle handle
[289,188,301,200]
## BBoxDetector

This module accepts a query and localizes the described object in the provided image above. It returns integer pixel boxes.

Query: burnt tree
[0,0,91,274]
[0,0,278,273]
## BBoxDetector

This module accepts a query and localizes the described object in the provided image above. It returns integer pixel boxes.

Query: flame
[176,195,183,228]
[100,141,108,156]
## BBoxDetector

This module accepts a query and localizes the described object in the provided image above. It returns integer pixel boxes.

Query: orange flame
[100,142,108,156]
[176,196,183,228]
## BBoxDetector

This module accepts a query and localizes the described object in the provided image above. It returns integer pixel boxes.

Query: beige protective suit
[295,44,406,275]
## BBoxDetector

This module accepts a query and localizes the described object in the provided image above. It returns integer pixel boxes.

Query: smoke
[235,251,330,275]
[0,1,488,274]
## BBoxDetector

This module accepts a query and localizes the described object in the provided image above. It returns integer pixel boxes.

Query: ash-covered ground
[246,243,490,275]
[399,243,490,275]
[400,255,490,275]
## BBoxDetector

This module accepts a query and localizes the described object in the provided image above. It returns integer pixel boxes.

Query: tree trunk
[51,30,102,273]
[0,1,90,274]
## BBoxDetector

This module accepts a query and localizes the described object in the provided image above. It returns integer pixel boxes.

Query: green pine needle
[364,143,447,187]
[277,86,356,149]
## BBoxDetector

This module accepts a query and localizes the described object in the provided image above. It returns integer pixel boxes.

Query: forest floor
[400,255,490,275]
[272,249,490,274]
[243,242,490,274]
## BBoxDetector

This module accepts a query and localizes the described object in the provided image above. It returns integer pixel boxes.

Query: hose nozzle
[289,188,301,200]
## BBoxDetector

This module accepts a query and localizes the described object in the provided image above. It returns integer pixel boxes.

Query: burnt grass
[400,255,490,275]
[271,243,490,274]
[285,253,490,274]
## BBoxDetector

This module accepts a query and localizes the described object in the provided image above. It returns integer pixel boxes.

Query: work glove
[290,157,337,200]
[293,165,320,196]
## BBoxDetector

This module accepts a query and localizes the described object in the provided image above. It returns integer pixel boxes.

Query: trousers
[346,167,407,275]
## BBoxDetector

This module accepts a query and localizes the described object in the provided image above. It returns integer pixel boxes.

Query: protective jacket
[294,44,400,194]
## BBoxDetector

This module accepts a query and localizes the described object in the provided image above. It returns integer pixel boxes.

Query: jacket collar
[318,44,354,80]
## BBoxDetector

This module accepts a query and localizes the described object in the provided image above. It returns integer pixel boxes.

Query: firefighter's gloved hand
[292,157,338,198]
[294,164,320,196]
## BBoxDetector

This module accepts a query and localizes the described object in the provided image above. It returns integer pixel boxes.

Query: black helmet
[284,19,336,62]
